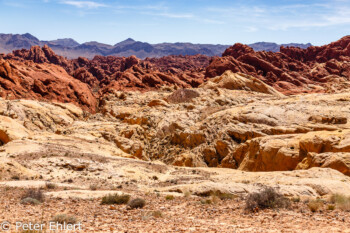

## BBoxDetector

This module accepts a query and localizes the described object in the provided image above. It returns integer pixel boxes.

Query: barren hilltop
[0,36,350,232]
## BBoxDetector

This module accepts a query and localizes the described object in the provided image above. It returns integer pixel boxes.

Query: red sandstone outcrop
[206,36,350,95]
[6,46,210,92]
[0,58,97,112]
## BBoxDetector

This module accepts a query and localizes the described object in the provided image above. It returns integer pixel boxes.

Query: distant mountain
[249,42,312,52]
[0,33,313,59]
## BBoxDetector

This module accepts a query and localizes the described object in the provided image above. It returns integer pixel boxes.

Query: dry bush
[128,198,146,209]
[20,197,41,205]
[150,210,163,218]
[211,191,236,200]
[330,193,348,204]
[11,175,20,180]
[21,189,44,203]
[330,193,350,211]
[165,195,175,200]
[142,210,163,220]
[45,182,56,190]
[51,214,77,224]
[291,196,300,203]
[245,187,291,212]
[89,184,98,191]
[200,199,212,205]
[328,204,336,210]
[183,189,191,198]
[101,193,130,205]
[307,200,323,212]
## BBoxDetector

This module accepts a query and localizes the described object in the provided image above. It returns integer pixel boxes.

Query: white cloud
[61,1,107,9]
[154,12,194,19]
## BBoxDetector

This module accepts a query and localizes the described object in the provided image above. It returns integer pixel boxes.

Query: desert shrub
[21,189,44,203]
[339,202,350,211]
[45,182,56,190]
[200,199,212,205]
[11,175,20,180]
[101,193,130,205]
[328,204,336,210]
[51,214,77,224]
[183,190,191,198]
[165,195,175,200]
[307,199,323,212]
[330,193,348,204]
[330,193,350,211]
[142,210,163,220]
[20,197,41,205]
[150,210,163,218]
[128,198,146,209]
[245,187,291,212]
[211,192,236,200]
[89,184,98,191]
[291,196,301,203]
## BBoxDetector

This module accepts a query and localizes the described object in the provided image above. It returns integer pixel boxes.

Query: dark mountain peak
[124,38,135,42]
[115,38,136,46]
[22,33,39,41]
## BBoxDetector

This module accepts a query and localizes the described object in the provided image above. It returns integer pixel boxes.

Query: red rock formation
[3,36,350,102]
[0,58,97,112]
[2,45,211,110]
[206,36,350,95]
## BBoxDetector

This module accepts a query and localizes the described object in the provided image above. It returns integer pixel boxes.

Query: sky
[0,0,349,46]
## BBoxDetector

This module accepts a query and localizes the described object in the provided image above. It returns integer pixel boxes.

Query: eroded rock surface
[1,72,350,200]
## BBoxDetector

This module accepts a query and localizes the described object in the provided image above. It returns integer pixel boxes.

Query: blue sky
[0,0,349,45]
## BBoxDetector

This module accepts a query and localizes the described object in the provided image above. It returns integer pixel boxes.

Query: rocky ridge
[206,36,350,95]
[0,33,312,59]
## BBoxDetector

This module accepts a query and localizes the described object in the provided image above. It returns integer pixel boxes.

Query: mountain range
[0,33,312,59]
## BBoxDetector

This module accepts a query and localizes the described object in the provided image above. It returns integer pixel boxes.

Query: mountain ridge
[0,33,312,59]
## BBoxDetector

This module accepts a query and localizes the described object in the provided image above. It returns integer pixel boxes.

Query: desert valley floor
[0,36,350,232]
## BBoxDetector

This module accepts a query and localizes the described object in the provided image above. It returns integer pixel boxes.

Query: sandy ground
[0,186,349,233]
